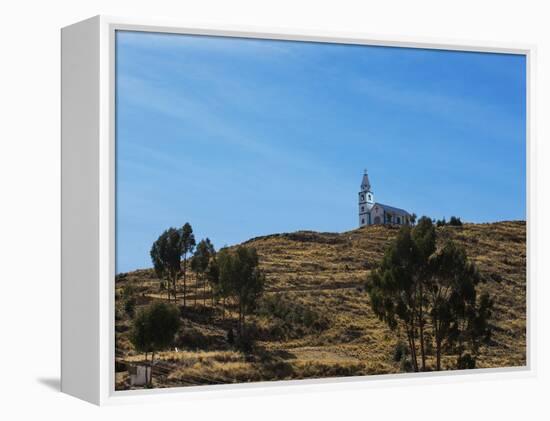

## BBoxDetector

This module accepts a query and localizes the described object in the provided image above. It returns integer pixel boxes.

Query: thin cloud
[117,30,298,59]
[117,74,321,173]
[354,77,523,141]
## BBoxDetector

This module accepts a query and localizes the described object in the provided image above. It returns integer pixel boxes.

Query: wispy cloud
[117,75,320,173]
[117,30,298,60]
[353,77,523,141]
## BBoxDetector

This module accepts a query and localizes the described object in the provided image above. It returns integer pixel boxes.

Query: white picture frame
[61,15,536,406]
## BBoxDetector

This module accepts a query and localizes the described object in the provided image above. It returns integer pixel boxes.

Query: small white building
[128,364,151,386]
[358,170,411,227]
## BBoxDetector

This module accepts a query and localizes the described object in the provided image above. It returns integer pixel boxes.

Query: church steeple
[361,169,371,191]
[358,169,375,227]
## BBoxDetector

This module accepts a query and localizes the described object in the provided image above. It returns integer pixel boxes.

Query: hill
[115,221,526,389]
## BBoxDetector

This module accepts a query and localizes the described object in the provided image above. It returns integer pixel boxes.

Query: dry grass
[115,221,526,390]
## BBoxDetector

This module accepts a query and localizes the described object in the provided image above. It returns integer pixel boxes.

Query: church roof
[361,171,371,191]
[375,202,410,216]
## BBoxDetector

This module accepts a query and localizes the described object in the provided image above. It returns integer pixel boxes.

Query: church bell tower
[358,169,374,226]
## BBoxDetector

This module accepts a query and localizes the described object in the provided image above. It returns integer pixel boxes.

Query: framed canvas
[61,15,535,405]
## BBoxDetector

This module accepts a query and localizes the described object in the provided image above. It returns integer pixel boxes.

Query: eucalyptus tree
[150,227,184,302]
[218,246,265,333]
[191,238,215,306]
[150,223,195,305]
[428,241,492,370]
[366,216,493,372]
[180,223,196,308]
[366,225,422,371]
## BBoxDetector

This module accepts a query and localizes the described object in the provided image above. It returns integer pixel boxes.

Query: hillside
[115,221,526,389]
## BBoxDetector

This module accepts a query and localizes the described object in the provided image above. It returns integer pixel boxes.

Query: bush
[393,341,410,362]
[436,216,462,227]
[488,272,503,283]
[115,272,128,282]
[226,328,235,345]
[175,327,210,350]
[424,332,434,355]
[124,297,136,317]
[457,353,476,370]
[400,357,413,373]
[122,283,136,300]
[236,329,255,353]
[115,306,125,322]
[449,216,463,226]
[258,294,329,338]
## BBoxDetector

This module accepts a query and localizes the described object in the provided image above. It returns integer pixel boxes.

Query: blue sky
[115,30,526,273]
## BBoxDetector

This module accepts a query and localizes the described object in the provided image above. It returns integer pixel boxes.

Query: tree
[206,255,220,307]
[411,216,436,370]
[429,241,492,369]
[210,251,234,317]
[180,223,196,308]
[366,216,493,372]
[218,246,265,334]
[366,226,422,371]
[150,228,184,303]
[149,223,195,305]
[366,217,437,371]
[191,238,215,307]
[129,302,180,386]
[462,292,493,366]
[410,213,417,225]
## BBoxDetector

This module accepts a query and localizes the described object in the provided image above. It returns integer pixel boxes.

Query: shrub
[115,272,128,282]
[124,296,136,317]
[122,283,136,299]
[175,327,210,350]
[236,329,255,353]
[258,294,329,338]
[400,357,413,373]
[423,332,434,355]
[226,328,235,345]
[263,361,294,379]
[362,259,372,269]
[449,216,463,226]
[488,272,503,283]
[115,306,125,322]
[393,341,410,362]
[457,353,476,369]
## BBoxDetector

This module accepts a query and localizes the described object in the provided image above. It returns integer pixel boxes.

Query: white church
[358,170,412,227]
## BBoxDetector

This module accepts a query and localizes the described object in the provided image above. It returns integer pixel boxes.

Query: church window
[361,219,365,224]
[361,206,364,212]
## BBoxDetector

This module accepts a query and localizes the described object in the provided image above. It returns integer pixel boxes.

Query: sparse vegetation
[436,216,463,227]
[258,293,329,339]
[116,221,526,390]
